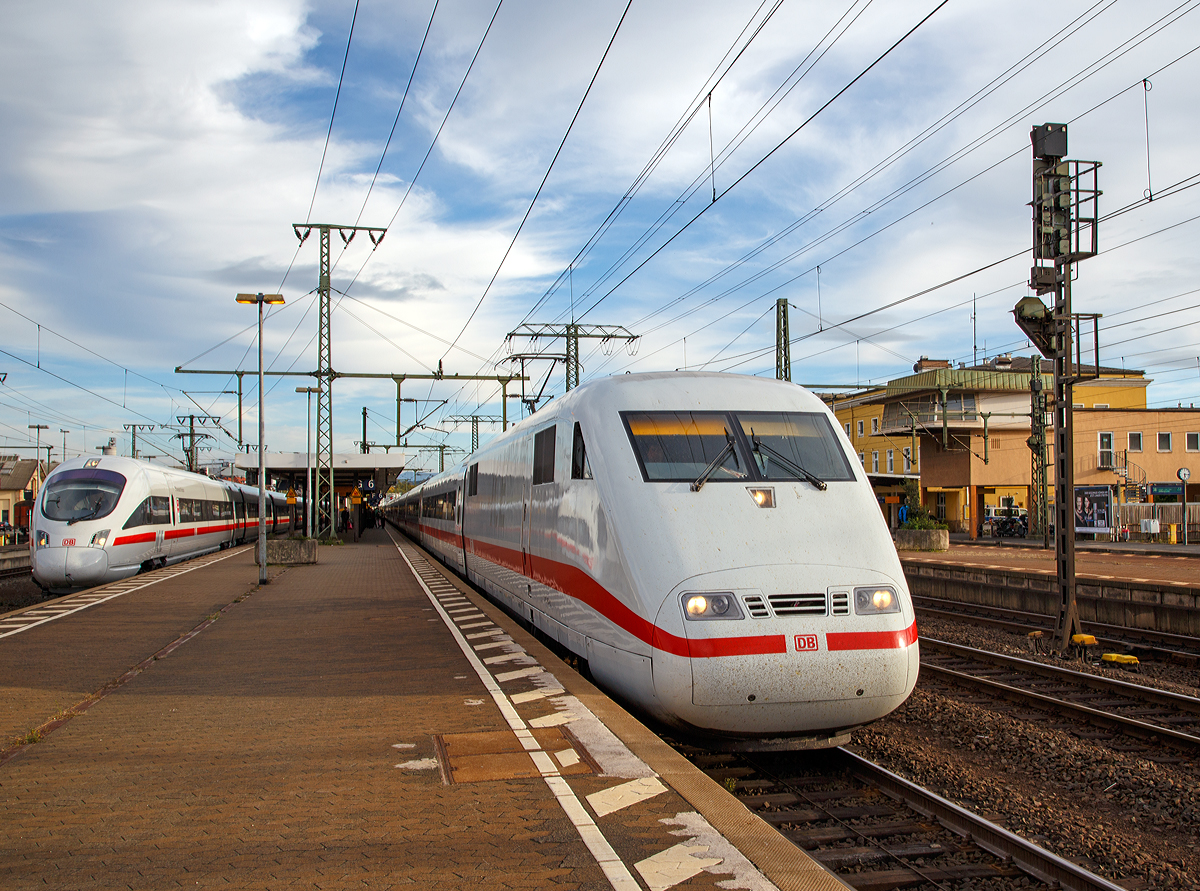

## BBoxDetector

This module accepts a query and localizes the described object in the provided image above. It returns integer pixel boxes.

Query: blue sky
[3,0,1200,472]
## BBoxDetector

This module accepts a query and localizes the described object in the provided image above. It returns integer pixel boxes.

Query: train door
[522,437,536,578]
[146,469,170,563]
[165,478,190,558]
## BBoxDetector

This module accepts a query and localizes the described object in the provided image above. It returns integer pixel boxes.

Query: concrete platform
[0,527,847,890]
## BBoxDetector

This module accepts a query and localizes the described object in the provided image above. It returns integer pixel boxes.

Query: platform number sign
[794,634,819,652]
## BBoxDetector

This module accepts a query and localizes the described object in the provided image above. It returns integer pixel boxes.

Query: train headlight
[854,585,901,615]
[746,487,775,508]
[90,529,111,548]
[682,592,743,620]
[37,530,49,549]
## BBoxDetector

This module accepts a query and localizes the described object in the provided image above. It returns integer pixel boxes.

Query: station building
[0,456,49,540]
[826,355,1200,536]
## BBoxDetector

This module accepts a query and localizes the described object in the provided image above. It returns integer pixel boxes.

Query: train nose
[32,547,109,590]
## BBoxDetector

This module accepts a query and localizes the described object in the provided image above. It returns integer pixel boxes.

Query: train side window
[149,496,170,524]
[468,464,479,496]
[533,427,556,485]
[571,423,592,480]
[122,497,151,529]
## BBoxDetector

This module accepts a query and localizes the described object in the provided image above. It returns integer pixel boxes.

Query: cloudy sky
[2,0,1199,471]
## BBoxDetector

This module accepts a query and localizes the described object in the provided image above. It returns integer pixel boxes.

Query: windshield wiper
[750,429,827,491]
[691,429,739,492]
[68,499,104,526]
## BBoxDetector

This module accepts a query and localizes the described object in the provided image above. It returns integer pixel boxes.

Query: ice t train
[385,372,918,745]
[30,456,295,593]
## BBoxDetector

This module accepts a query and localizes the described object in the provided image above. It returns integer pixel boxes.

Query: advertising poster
[1074,485,1112,533]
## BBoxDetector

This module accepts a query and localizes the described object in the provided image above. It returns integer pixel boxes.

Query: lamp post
[59,429,70,461]
[236,292,285,584]
[28,425,48,496]
[296,387,318,539]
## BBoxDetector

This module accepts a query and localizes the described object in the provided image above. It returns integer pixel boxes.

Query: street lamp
[60,429,70,460]
[236,292,285,584]
[29,425,48,494]
[296,386,318,539]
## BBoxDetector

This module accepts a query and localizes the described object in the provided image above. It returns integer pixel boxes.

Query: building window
[871,451,879,473]
[1073,403,1084,409]
[886,449,894,473]
[858,452,865,465]
[1098,432,1113,469]
[844,422,851,437]
[935,492,946,520]
[903,447,912,472]
[1188,432,1200,452]
[871,417,879,434]
[1093,403,1109,409]
[1158,432,1172,452]
[857,420,864,438]
[1128,432,1142,452]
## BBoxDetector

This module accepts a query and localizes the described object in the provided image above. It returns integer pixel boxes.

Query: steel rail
[920,662,1200,750]
[839,749,1129,891]
[912,594,1200,665]
[922,637,1200,715]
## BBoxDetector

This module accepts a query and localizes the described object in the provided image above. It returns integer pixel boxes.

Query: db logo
[61,538,76,547]
[794,634,819,652]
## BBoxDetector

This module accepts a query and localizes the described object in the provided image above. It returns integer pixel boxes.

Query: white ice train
[30,455,295,593]
[385,372,918,745]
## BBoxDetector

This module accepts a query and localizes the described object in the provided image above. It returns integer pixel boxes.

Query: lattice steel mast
[293,223,386,538]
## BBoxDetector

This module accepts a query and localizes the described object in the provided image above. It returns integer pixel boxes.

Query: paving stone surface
[1,532,609,889]
[1,529,846,891]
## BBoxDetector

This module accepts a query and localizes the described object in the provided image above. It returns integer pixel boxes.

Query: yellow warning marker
[1101,653,1140,667]
[1071,634,1098,646]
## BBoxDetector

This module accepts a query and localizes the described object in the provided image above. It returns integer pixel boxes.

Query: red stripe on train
[112,532,157,546]
[826,622,919,651]
[416,521,787,659]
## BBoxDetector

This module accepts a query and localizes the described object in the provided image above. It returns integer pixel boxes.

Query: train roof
[399,372,831,498]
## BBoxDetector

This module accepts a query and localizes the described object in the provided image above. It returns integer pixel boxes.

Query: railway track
[0,566,31,580]
[682,746,1125,891]
[919,638,1200,753]
[912,594,1200,666]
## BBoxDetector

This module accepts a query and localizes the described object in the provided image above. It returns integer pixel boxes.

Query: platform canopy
[234,452,407,496]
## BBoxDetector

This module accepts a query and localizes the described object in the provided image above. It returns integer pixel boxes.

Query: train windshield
[41,469,127,525]
[736,412,855,483]
[623,412,748,482]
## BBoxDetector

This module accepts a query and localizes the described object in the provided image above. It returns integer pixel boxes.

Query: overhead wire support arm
[505,323,638,392]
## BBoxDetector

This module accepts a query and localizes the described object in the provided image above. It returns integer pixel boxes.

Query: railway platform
[0,527,846,891]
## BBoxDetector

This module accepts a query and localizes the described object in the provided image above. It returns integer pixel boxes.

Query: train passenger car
[386,371,918,745]
[31,455,295,593]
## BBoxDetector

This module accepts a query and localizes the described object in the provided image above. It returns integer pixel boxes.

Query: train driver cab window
[533,426,557,485]
[41,469,127,524]
[736,412,856,483]
[571,422,593,480]
[623,412,747,482]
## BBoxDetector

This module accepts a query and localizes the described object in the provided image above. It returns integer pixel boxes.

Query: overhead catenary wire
[349,0,441,230]
[336,0,506,301]
[574,7,1200,380]
[304,0,362,224]
[571,0,951,323]
[439,0,636,363]
[517,0,848,324]
[585,36,1200,385]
